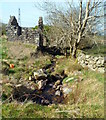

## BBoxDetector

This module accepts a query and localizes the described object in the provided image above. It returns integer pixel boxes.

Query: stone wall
[6,16,40,45]
[77,51,105,73]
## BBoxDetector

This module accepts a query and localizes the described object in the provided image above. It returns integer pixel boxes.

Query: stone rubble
[28,68,69,99]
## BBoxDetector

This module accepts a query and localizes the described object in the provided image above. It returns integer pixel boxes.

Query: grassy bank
[1,37,104,118]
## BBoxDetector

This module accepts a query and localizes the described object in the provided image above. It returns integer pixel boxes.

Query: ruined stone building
[6,16,45,46]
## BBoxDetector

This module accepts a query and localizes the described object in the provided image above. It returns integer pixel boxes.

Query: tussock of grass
[33,55,51,70]
[54,57,83,75]
[64,77,104,118]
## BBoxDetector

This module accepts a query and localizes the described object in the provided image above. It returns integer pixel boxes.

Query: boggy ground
[1,37,104,118]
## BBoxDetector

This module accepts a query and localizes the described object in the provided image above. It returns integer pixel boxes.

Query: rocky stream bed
[12,57,71,105]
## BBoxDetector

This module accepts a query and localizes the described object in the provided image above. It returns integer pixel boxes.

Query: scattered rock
[29,76,32,81]
[41,99,50,105]
[37,80,43,90]
[16,84,22,88]
[49,83,53,87]
[12,57,68,105]
[86,55,90,59]
[53,80,61,89]
[55,85,62,90]
[34,69,47,80]
[0,80,2,85]
[53,84,56,89]
[55,90,61,96]
[96,60,101,65]
[5,83,13,87]
[37,80,47,90]
[63,87,72,95]
[98,68,104,73]
[55,80,61,86]
[94,57,99,61]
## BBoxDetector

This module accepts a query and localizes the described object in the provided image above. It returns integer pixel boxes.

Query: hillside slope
[1,37,104,118]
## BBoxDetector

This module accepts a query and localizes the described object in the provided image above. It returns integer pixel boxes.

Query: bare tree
[71,0,102,57]
[35,0,103,58]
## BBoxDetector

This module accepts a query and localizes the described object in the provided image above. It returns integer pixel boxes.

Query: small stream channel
[13,56,68,105]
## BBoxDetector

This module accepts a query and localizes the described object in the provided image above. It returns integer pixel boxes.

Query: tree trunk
[69,45,73,56]
[72,40,78,58]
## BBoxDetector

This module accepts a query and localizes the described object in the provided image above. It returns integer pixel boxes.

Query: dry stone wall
[77,51,105,73]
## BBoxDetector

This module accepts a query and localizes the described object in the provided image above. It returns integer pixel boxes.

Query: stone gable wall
[6,16,39,44]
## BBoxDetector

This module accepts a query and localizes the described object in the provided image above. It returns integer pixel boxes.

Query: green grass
[82,69,104,83]
[83,44,106,56]
[1,37,104,118]
[2,101,104,118]
[33,57,51,70]
[2,102,54,118]
[2,84,13,101]
[77,104,104,118]
[0,38,8,59]
[24,43,36,49]
[19,56,28,61]
[54,57,83,75]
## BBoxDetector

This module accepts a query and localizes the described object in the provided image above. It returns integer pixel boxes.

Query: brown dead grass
[6,41,36,59]
[54,56,83,76]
